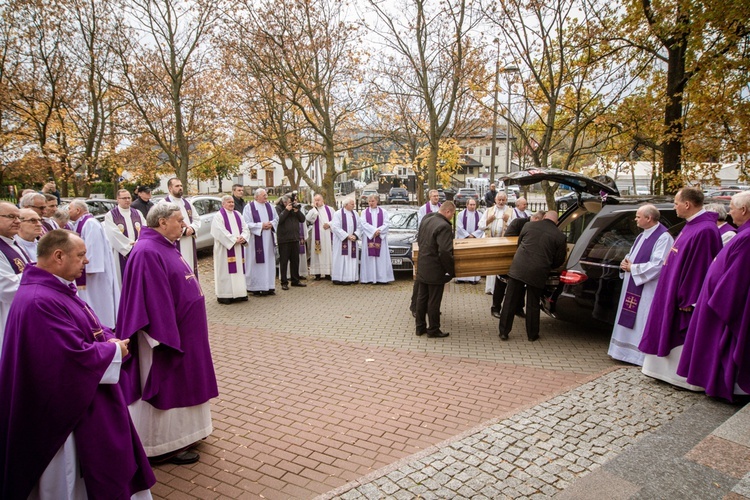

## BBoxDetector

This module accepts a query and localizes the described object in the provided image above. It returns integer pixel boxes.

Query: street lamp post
[489,60,520,185]
[503,66,519,177]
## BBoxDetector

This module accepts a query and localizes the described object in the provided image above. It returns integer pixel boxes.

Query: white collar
[686,208,706,222]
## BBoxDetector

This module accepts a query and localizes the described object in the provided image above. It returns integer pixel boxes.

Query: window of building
[250,170,258,180]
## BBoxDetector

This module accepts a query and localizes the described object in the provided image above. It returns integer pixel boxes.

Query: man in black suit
[415,201,456,338]
[231,184,247,215]
[498,211,567,342]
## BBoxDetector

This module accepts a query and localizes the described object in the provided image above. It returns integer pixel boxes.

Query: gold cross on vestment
[625,296,638,309]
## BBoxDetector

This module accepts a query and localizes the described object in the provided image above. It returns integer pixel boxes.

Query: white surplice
[0,235,29,356]
[331,208,361,283]
[359,207,394,284]
[455,208,483,283]
[13,235,38,263]
[479,204,512,293]
[73,218,120,329]
[243,201,278,292]
[608,226,673,365]
[103,208,144,287]
[211,209,250,299]
[160,197,201,275]
[417,202,441,226]
[306,206,333,277]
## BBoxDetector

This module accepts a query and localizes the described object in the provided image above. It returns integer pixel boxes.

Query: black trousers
[415,280,445,334]
[278,241,301,284]
[498,278,542,339]
[493,275,526,314]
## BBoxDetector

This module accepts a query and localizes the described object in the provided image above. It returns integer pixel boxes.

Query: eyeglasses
[32,205,46,209]
[0,214,21,221]
[21,217,43,223]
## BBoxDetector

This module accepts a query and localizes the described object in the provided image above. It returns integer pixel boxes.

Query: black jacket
[275,203,305,243]
[416,213,455,284]
[232,195,246,215]
[505,217,531,237]
[508,219,567,289]
[131,198,154,218]
[484,189,497,207]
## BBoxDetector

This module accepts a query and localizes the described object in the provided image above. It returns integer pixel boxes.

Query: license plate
[392,258,403,265]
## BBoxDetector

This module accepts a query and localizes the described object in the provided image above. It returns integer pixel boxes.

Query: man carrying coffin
[360,194,394,285]
[638,187,722,389]
[677,191,750,401]
[608,205,673,365]
[104,189,144,287]
[211,195,249,304]
[0,230,154,499]
[455,198,483,284]
[331,198,360,285]
[117,203,218,465]
[160,178,201,276]
[243,188,278,296]
[306,194,334,280]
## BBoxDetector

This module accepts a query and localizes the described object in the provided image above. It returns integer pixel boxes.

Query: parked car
[360,188,379,208]
[386,187,409,204]
[453,188,480,208]
[500,168,685,329]
[705,188,744,200]
[188,195,224,250]
[555,191,597,211]
[385,207,419,273]
[60,198,117,222]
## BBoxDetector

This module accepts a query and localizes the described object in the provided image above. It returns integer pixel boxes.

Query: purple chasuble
[110,207,144,272]
[116,227,218,410]
[719,223,736,235]
[340,209,357,258]
[0,238,28,273]
[462,210,479,232]
[638,211,722,356]
[366,208,384,257]
[677,222,750,401]
[73,213,94,288]
[314,206,333,254]
[219,207,245,274]
[617,223,669,329]
[250,201,274,263]
[0,265,155,499]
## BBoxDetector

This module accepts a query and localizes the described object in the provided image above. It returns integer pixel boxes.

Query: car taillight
[559,270,587,284]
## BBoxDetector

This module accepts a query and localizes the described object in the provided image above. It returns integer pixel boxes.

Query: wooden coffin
[412,237,519,278]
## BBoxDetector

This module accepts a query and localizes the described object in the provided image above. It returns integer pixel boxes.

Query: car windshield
[389,211,418,230]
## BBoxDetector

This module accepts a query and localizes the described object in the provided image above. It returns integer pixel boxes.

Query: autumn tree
[110,0,219,194]
[366,0,486,192]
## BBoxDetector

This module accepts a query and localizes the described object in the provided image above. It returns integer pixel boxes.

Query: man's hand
[323,222,330,229]
[620,258,631,272]
[109,338,130,357]
[237,237,247,245]
[184,227,195,236]
[348,234,357,241]
[374,229,381,238]
[262,221,273,230]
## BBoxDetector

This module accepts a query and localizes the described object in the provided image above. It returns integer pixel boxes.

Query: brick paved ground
[149,254,623,499]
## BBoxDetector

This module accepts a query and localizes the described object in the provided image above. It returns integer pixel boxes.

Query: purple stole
[463,210,479,232]
[40,220,53,234]
[365,208,383,257]
[110,207,143,271]
[340,209,357,258]
[514,208,528,218]
[249,201,274,263]
[425,202,440,214]
[220,207,246,274]
[299,222,306,255]
[314,206,333,254]
[0,238,29,273]
[719,223,735,236]
[617,223,669,328]
[73,214,93,288]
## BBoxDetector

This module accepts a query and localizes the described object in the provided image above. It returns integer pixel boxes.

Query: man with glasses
[104,189,144,286]
[14,208,43,262]
[0,202,31,356]
[18,192,48,225]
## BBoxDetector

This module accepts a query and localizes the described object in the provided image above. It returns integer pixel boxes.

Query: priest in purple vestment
[677,191,750,401]
[117,203,219,465]
[0,230,154,499]
[638,187,723,389]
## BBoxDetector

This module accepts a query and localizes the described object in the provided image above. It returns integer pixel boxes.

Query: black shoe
[528,335,539,342]
[416,330,427,336]
[217,298,232,304]
[314,275,321,280]
[499,333,509,341]
[236,296,249,302]
[291,282,307,287]
[281,284,289,290]
[168,450,200,465]
[491,308,501,319]
[299,276,307,280]
[427,331,449,338]
[267,290,275,295]
[332,280,342,285]
[250,291,263,297]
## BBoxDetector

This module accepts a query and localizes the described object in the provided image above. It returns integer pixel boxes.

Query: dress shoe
[267,290,275,296]
[281,284,289,290]
[491,308,501,319]
[168,450,200,465]
[299,276,307,280]
[416,330,427,336]
[236,296,249,302]
[528,335,539,342]
[314,275,322,280]
[291,282,307,287]
[217,298,232,305]
[499,333,509,341]
[332,280,342,285]
[427,331,449,338]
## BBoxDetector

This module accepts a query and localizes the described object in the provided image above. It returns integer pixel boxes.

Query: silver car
[188,195,225,250]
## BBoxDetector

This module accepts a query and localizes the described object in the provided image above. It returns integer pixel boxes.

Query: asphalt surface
[146,253,748,499]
